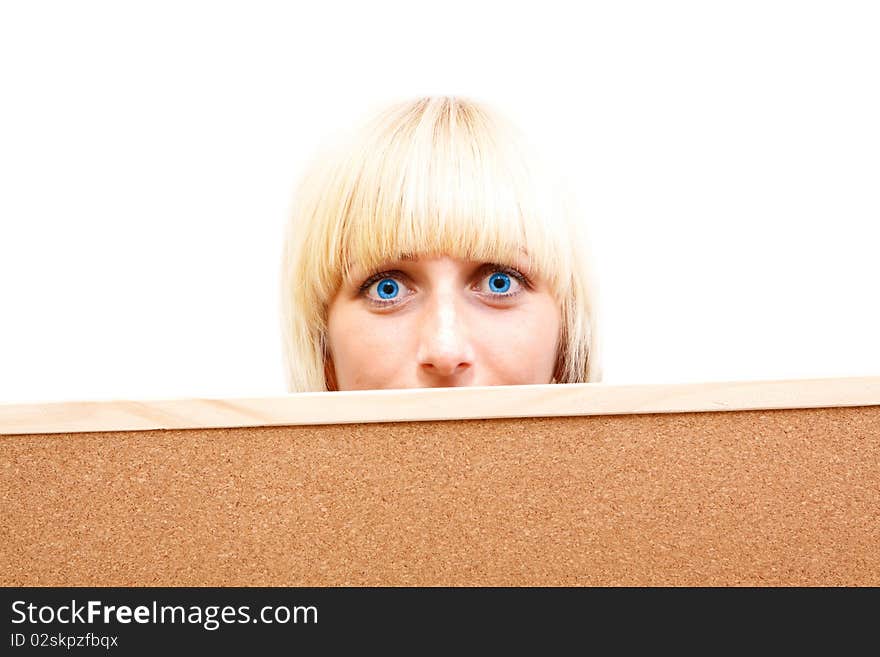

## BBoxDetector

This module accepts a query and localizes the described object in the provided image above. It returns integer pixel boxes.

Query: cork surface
[2,405,879,586]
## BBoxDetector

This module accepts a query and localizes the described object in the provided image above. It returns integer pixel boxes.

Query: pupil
[382,282,394,294]
[493,277,504,288]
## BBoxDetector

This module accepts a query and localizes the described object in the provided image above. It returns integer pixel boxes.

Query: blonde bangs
[319,97,572,298]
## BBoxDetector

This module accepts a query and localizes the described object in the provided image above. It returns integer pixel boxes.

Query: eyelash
[358,264,532,307]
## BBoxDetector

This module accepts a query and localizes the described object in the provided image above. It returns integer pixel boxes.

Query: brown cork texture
[2,406,879,586]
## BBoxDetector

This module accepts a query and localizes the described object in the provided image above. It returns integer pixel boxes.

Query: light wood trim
[1,376,878,436]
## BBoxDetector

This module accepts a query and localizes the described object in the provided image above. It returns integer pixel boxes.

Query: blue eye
[488,272,511,294]
[375,278,399,299]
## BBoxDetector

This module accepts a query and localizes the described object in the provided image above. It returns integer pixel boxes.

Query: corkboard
[2,379,879,586]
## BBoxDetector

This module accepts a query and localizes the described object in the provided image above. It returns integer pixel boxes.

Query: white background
[1,1,878,403]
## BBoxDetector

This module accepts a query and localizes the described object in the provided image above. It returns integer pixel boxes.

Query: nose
[416,293,475,380]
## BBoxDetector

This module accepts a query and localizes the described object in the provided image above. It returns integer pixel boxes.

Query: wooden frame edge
[1,375,879,436]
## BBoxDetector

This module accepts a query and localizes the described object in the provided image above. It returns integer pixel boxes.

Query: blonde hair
[280,96,601,391]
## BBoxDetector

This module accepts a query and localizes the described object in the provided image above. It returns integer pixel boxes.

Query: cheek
[326,304,412,386]
[477,302,561,377]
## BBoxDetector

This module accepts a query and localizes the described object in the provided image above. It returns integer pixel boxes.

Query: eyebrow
[345,249,533,283]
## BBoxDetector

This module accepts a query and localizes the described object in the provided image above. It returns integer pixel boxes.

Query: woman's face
[325,255,561,390]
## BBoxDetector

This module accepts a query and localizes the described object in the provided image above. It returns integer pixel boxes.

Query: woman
[280,96,600,391]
